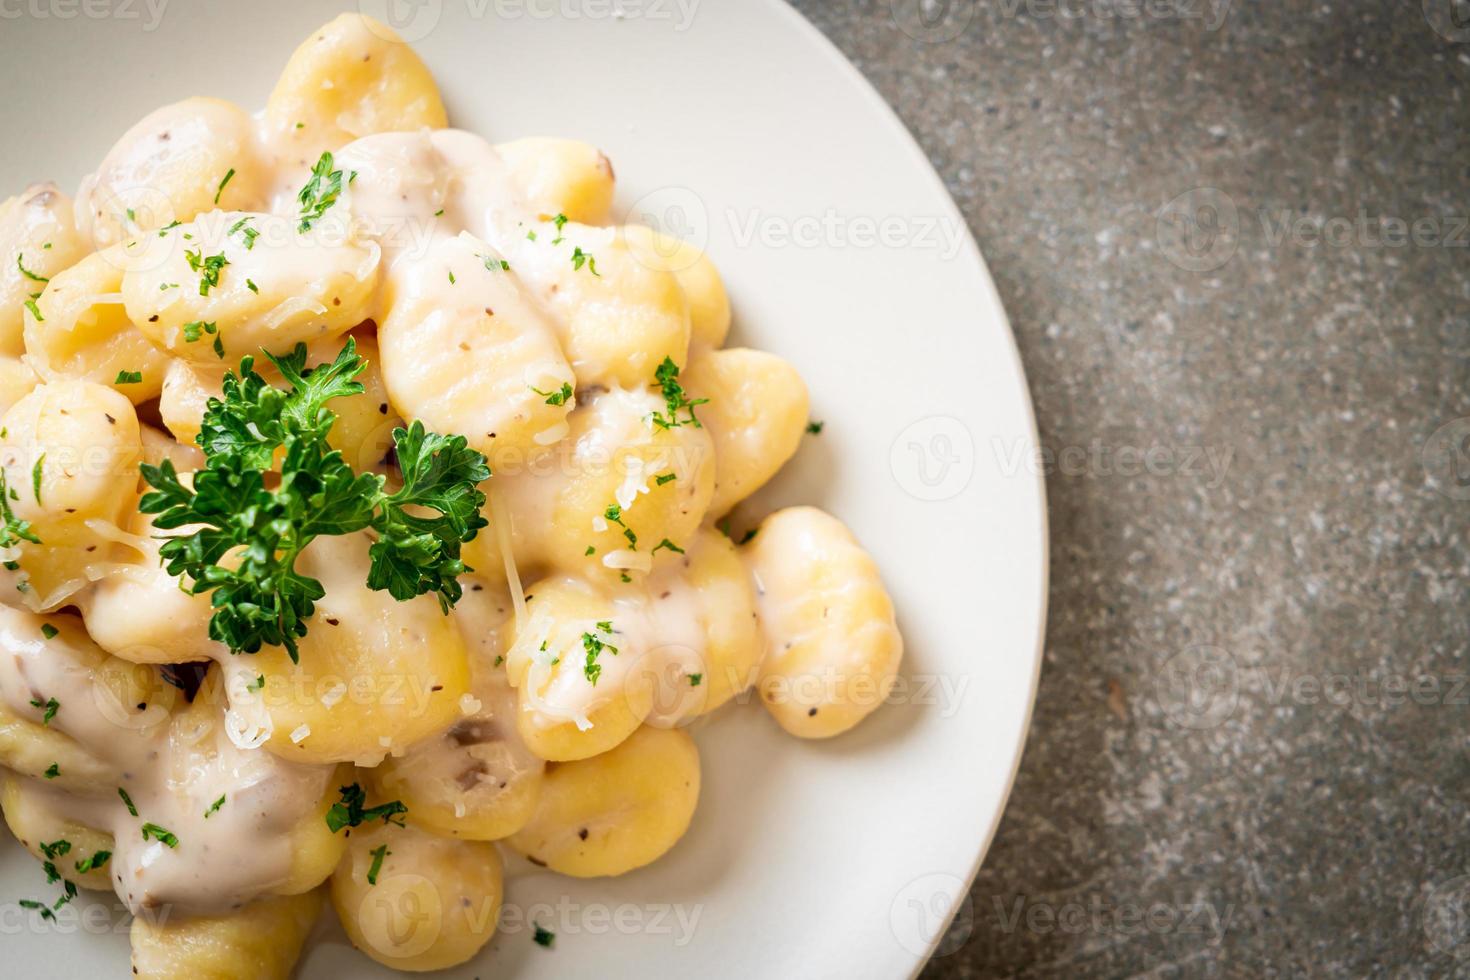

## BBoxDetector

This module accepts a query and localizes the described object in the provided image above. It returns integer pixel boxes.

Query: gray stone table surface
[784,0,1470,976]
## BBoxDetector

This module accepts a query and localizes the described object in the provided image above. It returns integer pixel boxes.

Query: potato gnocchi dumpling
[130,889,323,980]
[489,218,692,389]
[505,575,657,762]
[0,381,142,610]
[621,224,732,349]
[121,212,378,362]
[76,97,266,250]
[368,666,544,841]
[0,772,116,892]
[508,725,700,877]
[496,137,616,225]
[0,356,38,416]
[262,13,447,174]
[685,347,810,517]
[378,233,574,468]
[0,182,87,356]
[25,246,174,403]
[746,507,904,738]
[78,507,221,665]
[2,13,905,978]
[331,820,504,972]
[245,534,471,766]
[542,385,716,573]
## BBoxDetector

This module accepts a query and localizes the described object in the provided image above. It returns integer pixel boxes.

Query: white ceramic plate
[0,2,1046,976]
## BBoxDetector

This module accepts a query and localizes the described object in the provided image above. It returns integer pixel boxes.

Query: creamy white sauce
[11,94,738,923]
[0,607,332,916]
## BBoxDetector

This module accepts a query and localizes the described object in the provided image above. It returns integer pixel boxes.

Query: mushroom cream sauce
[0,13,903,973]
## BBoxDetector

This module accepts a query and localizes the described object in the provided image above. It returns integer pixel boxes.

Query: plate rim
[760,1,1050,972]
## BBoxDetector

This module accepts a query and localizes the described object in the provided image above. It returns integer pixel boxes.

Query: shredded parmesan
[490,486,527,627]
[602,549,652,572]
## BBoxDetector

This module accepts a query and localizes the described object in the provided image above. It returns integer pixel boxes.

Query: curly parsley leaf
[367,421,490,609]
[138,338,488,661]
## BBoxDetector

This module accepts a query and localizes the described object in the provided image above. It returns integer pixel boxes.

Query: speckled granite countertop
[785,1,1470,976]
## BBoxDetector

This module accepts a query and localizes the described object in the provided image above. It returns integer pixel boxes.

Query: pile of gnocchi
[0,14,903,977]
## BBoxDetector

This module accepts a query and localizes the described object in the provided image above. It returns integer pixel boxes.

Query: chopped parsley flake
[367,843,390,885]
[581,625,618,686]
[23,298,42,322]
[214,168,235,204]
[297,151,345,232]
[654,472,677,486]
[74,850,110,874]
[603,504,636,548]
[118,787,138,816]
[806,420,824,434]
[183,248,229,296]
[228,216,259,250]
[16,253,48,283]
[570,246,600,276]
[325,783,407,833]
[204,795,226,818]
[44,762,59,778]
[531,382,573,407]
[650,538,685,556]
[182,320,218,343]
[30,697,58,725]
[141,823,178,848]
[688,673,703,687]
[31,455,43,505]
[0,469,39,551]
[40,623,58,639]
[648,357,707,430]
[533,924,555,948]
[114,370,143,385]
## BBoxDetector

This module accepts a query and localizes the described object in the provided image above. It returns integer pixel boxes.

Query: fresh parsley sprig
[138,339,490,662]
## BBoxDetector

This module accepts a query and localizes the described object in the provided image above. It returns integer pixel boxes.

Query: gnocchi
[0,13,904,978]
